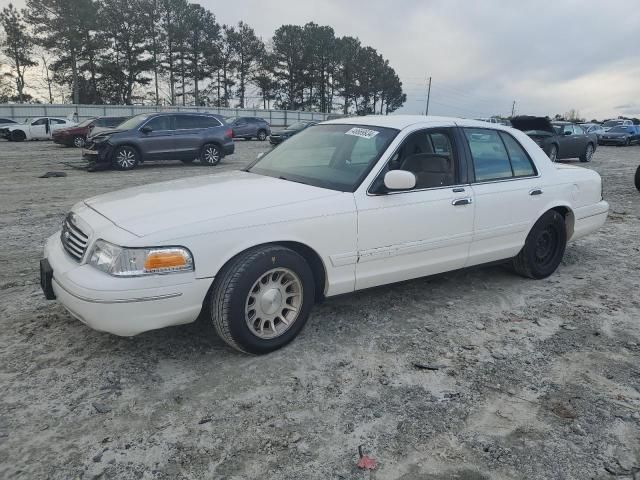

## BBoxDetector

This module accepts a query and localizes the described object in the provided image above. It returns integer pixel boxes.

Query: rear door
[174,114,205,158]
[233,117,251,137]
[464,127,542,265]
[137,115,175,160]
[572,124,590,155]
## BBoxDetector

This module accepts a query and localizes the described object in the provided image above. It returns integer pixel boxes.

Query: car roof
[321,114,516,130]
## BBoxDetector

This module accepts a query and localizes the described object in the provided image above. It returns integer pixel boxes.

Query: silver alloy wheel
[585,144,593,161]
[116,148,136,168]
[73,136,85,148]
[245,268,303,339]
[204,145,220,164]
[549,145,558,162]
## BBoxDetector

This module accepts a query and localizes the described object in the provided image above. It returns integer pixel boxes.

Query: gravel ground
[0,139,639,480]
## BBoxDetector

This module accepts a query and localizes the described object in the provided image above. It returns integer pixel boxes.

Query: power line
[425,76,431,116]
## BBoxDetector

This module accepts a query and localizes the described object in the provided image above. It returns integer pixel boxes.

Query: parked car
[82,112,234,170]
[40,115,608,354]
[0,117,76,141]
[269,120,317,145]
[602,119,633,131]
[580,123,605,141]
[598,125,640,146]
[225,116,271,141]
[52,116,128,148]
[511,116,596,162]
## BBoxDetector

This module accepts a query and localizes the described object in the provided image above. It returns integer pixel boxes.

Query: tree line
[0,0,406,114]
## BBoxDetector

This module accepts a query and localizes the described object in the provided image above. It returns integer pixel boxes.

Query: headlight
[92,135,112,144]
[88,240,194,276]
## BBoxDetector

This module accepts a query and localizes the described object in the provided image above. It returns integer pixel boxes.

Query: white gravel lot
[0,138,639,480]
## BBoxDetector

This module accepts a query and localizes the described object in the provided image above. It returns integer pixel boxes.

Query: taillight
[224,128,233,139]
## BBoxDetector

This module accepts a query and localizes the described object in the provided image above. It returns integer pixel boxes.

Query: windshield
[287,121,311,131]
[115,114,151,130]
[603,120,624,127]
[249,124,398,192]
[609,126,633,133]
[552,124,565,134]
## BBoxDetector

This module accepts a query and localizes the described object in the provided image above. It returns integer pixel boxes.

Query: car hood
[602,132,629,137]
[510,116,556,134]
[88,127,128,139]
[84,170,341,237]
[271,129,298,136]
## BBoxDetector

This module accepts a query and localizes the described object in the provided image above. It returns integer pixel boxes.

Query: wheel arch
[549,205,575,240]
[207,241,328,304]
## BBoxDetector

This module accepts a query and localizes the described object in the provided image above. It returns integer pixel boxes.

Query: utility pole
[425,76,432,116]
[511,100,516,117]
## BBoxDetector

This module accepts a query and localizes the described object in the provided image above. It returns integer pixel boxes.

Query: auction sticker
[345,127,379,139]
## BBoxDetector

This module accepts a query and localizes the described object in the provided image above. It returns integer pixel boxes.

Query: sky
[4,0,640,120]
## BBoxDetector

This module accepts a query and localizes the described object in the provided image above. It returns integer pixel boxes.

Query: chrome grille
[61,214,89,261]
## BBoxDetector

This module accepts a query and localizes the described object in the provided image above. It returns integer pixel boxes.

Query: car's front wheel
[11,130,25,142]
[548,144,558,162]
[257,130,267,141]
[73,136,85,148]
[200,143,221,166]
[112,145,139,170]
[512,210,567,279]
[580,143,594,162]
[209,245,315,354]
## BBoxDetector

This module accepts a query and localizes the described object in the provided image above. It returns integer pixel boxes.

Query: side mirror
[141,125,152,134]
[564,130,572,136]
[256,152,265,160]
[384,170,416,191]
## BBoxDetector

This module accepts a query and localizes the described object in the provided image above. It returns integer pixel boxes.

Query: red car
[52,116,128,147]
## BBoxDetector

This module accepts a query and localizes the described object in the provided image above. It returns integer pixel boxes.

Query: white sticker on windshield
[345,127,379,139]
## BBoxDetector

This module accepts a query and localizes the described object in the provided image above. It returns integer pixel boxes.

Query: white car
[0,117,76,141]
[41,116,609,354]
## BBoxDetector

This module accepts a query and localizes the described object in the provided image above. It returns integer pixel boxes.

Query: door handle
[452,197,473,206]
[529,188,543,196]
[452,187,466,193]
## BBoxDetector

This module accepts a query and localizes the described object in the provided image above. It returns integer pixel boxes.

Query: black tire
[111,145,139,170]
[200,143,221,166]
[579,143,594,162]
[548,144,558,162]
[512,210,567,279]
[257,130,267,141]
[72,135,85,148]
[624,138,631,147]
[11,130,26,142]
[635,165,640,192]
[209,245,315,354]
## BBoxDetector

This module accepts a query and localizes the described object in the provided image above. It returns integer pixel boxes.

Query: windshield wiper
[278,175,308,186]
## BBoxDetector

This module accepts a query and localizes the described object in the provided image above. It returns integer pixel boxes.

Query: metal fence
[0,104,333,127]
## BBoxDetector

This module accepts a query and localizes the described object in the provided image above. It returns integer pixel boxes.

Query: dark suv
[225,116,271,141]
[83,112,234,170]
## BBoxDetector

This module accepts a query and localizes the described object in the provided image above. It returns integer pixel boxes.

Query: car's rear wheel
[548,144,558,162]
[73,136,85,148]
[112,146,139,170]
[11,130,25,142]
[200,143,221,166]
[580,143,594,162]
[257,130,267,141]
[209,245,315,354]
[635,165,640,192]
[512,210,567,279]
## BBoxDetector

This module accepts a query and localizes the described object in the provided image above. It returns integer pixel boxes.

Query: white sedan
[0,117,76,141]
[41,116,608,354]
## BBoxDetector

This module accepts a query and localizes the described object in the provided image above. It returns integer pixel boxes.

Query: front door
[137,115,175,160]
[29,118,48,139]
[354,127,475,290]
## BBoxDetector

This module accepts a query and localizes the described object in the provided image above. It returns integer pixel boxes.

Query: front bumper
[269,136,286,145]
[42,233,211,336]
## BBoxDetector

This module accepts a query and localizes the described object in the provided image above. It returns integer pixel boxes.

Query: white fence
[0,104,333,127]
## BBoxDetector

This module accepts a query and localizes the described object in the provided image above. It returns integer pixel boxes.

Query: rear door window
[464,128,512,181]
[499,132,536,177]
